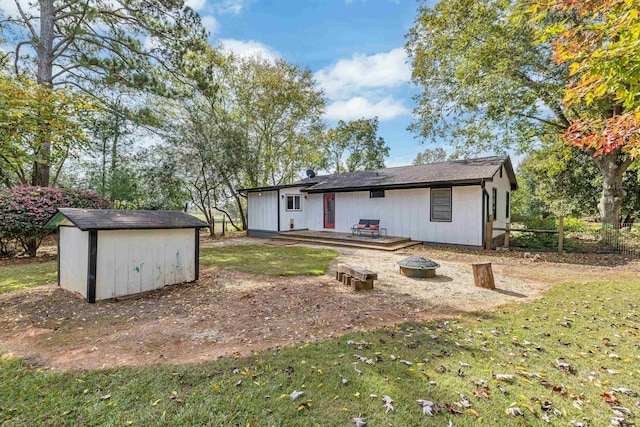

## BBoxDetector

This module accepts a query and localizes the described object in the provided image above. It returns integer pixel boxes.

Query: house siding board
[304,186,483,246]
[95,229,196,301]
[59,227,89,297]
[279,187,307,230]
[248,191,278,232]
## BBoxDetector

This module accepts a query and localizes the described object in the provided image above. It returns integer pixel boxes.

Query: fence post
[485,214,494,250]
[208,208,214,237]
[504,222,510,248]
[558,215,564,255]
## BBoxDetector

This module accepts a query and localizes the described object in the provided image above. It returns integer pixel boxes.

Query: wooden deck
[273,230,421,251]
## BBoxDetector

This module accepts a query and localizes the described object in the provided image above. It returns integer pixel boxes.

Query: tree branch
[15,0,38,39]
[14,41,32,75]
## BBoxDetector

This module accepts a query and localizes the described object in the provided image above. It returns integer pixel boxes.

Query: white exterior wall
[280,187,307,231]
[248,190,278,231]
[95,229,196,301]
[487,166,513,238]
[306,186,484,246]
[59,226,89,297]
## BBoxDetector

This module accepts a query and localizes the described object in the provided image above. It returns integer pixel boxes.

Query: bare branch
[15,0,38,39]
[14,40,32,74]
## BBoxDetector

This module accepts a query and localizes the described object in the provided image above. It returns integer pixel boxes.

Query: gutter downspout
[277,188,281,232]
[481,179,489,248]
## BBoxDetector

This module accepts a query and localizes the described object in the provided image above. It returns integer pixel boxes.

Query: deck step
[273,235,421,251]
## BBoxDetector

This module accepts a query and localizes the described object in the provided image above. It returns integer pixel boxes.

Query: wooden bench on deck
[336,264,378,291]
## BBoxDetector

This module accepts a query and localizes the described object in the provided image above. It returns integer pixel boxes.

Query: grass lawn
[0,262,57,293]
[200,244,338,276]
[1,279,639,426]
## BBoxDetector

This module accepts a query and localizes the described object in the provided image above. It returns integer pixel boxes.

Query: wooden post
[504,222,510,248]
[208,208,214,237]
[485,215,494,250]
[558,215,564,255]
[472,263,495,289]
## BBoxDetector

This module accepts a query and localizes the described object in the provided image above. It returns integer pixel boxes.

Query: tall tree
[224,57,326,188]
[529,0,640,225]
[167,55,326,229]
[322,117,389,173]
[413,147,448,165]
[0,73,96,188]
[406,0,636,226]
[1,0,209,186]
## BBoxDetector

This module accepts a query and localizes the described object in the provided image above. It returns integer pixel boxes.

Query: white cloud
[185,0,207,11]
[201,15,220,35]
[324,96,410,121]
[216,0,245,14]
[314,48,411,99]
[218,39,280,62]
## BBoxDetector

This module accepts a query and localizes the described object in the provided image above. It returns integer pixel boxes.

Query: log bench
[336,264,377,291]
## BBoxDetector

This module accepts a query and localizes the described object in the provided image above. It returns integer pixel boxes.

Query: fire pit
[397,256,441,278]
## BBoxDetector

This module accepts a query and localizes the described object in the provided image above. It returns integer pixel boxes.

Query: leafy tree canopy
[322,117,389,174]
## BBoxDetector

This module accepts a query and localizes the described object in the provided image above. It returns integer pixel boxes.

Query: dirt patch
[0,240,638,371]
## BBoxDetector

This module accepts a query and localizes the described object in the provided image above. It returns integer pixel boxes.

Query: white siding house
[240,156,517,248]
[46,209,208,303]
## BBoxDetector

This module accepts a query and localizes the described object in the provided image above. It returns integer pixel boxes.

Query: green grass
[200,244,338,276]
[1,280,639,425]
[0,262,57,293]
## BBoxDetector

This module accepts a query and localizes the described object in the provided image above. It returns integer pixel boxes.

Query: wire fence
[499,220,640,258]
[599,223,640,258]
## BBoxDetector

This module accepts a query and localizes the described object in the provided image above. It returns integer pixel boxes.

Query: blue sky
[189,0,435,166]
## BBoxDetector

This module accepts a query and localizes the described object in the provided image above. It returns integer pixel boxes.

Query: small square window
[286,195,301,211]
[370,190,385,198]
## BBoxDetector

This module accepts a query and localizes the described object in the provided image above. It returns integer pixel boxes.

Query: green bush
[0,186,111,257]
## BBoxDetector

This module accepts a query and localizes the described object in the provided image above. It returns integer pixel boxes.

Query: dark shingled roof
[46,208,209,231]
[263,156,516,193]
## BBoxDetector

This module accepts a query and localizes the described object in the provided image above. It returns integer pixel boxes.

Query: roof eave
[302,179,485,194]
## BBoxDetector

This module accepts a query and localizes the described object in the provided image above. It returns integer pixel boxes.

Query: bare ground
[0,237,638,371]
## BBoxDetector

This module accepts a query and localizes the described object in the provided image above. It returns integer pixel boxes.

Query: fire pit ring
[397,256,441,278]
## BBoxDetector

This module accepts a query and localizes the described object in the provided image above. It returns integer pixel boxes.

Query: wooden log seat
[336,264,378,291]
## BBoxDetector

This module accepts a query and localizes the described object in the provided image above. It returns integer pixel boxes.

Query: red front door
[324,193,335,229]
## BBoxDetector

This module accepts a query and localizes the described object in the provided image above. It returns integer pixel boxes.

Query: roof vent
[306,169,316,179]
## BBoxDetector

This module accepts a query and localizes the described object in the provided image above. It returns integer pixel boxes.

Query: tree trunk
[33,0,55,187]
[593,152,629,227]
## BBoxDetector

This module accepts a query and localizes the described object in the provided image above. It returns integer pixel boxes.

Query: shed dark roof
[240,156,517,193]
[46,208,209,231]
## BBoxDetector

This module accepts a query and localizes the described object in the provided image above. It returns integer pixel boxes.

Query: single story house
[46,208,209,303]
[239,156,517,248]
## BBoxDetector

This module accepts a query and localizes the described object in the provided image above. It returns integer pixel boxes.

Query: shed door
[324,194,335,229]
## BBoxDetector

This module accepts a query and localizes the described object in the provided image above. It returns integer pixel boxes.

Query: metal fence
[599,223,640,258]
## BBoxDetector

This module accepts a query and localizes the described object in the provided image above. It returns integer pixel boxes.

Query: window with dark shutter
[430,188,452,222]
[506,191,510,219]
[491,188,497,220]
[370,190,385,198]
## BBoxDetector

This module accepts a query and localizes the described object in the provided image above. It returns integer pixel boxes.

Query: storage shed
[46,208,209,303]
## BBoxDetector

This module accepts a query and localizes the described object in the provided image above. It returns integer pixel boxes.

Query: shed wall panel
[59,227,89,297]
[248,191,278,231]
[95,229,196,300]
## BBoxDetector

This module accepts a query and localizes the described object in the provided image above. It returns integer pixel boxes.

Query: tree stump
[471,262,495,289]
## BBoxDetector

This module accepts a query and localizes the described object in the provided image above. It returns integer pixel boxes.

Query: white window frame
[286,194,302,211]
